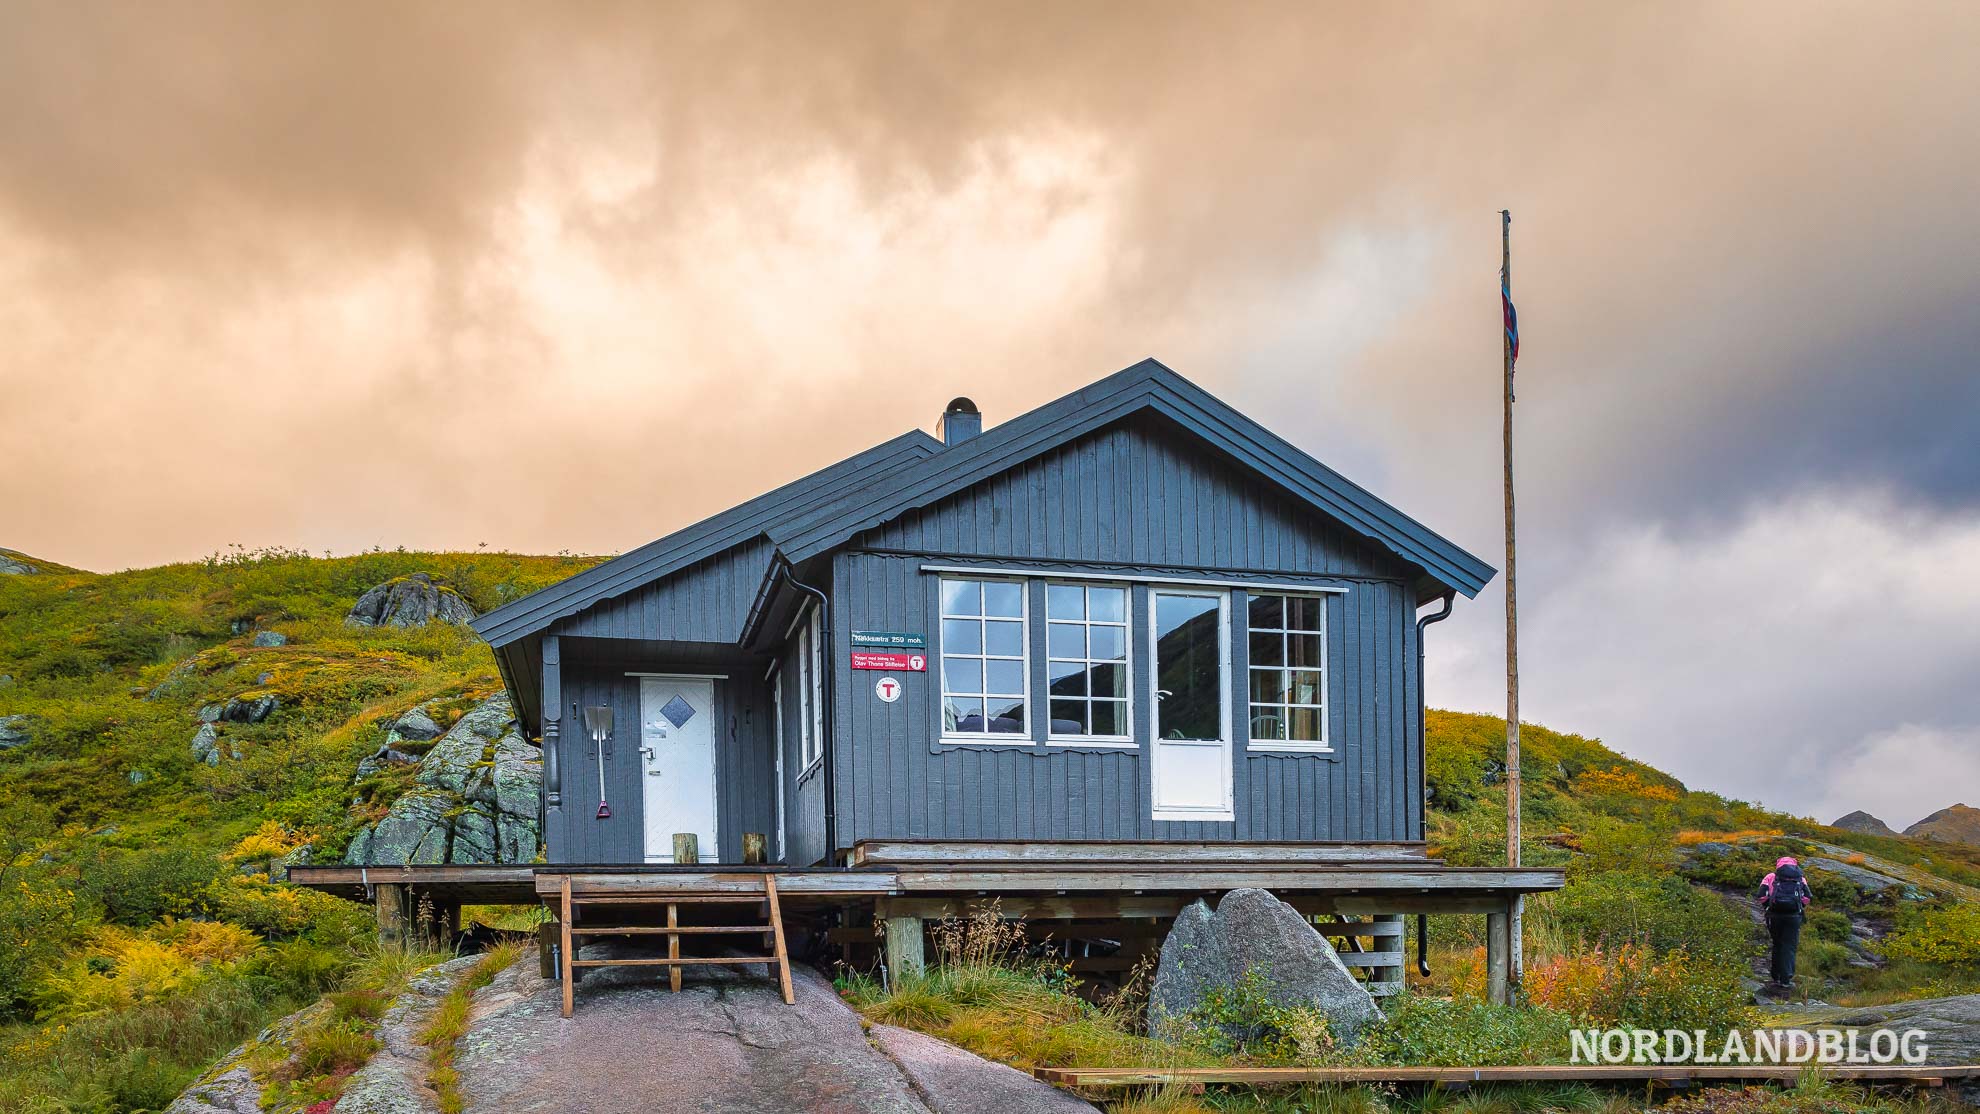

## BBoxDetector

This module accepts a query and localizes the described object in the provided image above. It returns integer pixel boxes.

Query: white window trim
[937,576,1033,745]
[1148,587,1236,822]
[768,664,787,861]
[796,605,825,777]
[1043,580,1134,746]
[920,562,1349,596]
[1243,591,1332,754]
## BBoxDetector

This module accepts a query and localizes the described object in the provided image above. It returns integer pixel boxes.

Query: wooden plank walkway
[1032,1064,1980,1089]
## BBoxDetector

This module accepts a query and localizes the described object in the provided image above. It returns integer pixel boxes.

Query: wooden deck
[287,841,1565,913]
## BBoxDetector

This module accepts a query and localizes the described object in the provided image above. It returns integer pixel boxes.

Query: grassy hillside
[1422,709,1980,1006]
[0,548,599,1111]
[1,550,1976,1111]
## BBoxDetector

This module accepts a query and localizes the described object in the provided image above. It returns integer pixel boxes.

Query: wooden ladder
[556,875,794,1017]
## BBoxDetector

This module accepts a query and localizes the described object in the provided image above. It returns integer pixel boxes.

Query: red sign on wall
[850,651,926,671]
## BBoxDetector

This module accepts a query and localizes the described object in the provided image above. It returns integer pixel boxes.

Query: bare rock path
[452,944,1080,1114]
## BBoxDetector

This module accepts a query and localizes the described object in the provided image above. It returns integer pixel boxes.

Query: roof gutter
[773,557,838,861]
[1414,590,1456,977]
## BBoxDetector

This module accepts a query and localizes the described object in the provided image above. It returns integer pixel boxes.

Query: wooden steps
[552,873,794,1017]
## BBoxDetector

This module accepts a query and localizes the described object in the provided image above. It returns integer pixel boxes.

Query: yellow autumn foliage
[1572,767,1680,802]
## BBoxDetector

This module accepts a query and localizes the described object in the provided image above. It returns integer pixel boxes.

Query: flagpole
[1501,209,1523,990]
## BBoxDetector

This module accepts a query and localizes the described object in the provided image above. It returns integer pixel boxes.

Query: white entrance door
[639,677,718,863]
[1149,589,1234,822]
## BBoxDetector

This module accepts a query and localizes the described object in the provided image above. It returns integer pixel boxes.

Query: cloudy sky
[3,2,1975,827]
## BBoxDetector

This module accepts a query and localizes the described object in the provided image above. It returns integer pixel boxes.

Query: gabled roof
[768,359,1496,599]
[471,429,943,647]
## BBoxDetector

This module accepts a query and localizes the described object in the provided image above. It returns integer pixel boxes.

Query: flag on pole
[1501,281,1519,365]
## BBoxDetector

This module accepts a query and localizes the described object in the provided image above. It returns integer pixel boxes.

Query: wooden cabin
[294,359,1560,1010]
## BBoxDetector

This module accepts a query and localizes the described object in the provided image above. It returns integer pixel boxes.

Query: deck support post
[374,882,410,944]
[1486,906,1511,1005]
[884,915,925,979]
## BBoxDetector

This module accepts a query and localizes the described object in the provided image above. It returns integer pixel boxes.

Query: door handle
[1156,688,1173,700]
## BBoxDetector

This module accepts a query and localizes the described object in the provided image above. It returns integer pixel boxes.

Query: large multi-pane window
[1046,583,1130,741]
[940,578,1027,736]
[1246,593,1327,748]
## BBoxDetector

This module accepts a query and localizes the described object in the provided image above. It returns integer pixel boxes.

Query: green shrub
[1800,939,1853,979]
[1534,870,1749,960]
[253,940,354,999]
[1806,908,1853,945]
[0,869,82,1021]
[1524,944,1751,1034]
[1356,993,1572,1066]
[1169,969,1335,1062]
[75,847,221,927]
[1883,904,1980,968]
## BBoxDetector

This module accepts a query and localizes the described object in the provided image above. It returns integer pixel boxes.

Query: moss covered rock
[345,572,477,628]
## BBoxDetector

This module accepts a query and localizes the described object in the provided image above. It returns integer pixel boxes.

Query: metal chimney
[939,397,982,445]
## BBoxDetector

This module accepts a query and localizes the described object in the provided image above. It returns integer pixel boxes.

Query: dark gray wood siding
[854,414,1400,578]
[544,657,778,865]
[553,538,771,644]
[830,417,1423,847]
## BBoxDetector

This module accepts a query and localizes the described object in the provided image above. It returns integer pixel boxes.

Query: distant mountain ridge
[1905,803,1980,847]
[1833,810,1899,838]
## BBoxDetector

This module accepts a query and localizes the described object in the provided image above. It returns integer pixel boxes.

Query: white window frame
[1244,591,1331,753]
[937,576,1032,743]
[1044,580,1134,746]
[796,605,824,775]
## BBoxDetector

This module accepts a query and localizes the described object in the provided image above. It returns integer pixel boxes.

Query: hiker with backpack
[1757,856,1812,987]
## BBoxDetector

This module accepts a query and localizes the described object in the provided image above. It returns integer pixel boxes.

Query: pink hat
[1777,856,1798,868]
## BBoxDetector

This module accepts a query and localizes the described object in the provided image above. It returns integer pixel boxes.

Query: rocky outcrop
[1150,888,1379,1047]
[870,1023,1098,1113]
[345,694,540,866]
[346,573,477,628]
[455,953,935,1114]
[1786,993,1980,1067]
[0,714,37,751]
[0,548,39,575]
[1807,856,1933,901]
[353,705,446,780]
[1832,810,1898,837]
[220,695,280,724]
[190,723,230,766]
[250,630,287,647]
[1906,804,1980,847]
[335,954,481,1114]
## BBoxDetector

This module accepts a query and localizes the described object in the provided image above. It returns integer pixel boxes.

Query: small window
[1246,593,1327,749]
[940,577,1027,736]
[1046,582,1131,741]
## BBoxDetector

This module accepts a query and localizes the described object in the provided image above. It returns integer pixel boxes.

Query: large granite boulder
[250,630,288,648]
[346,573,477,628]
[1150,888,1380,1047]
[345,694,541,866]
